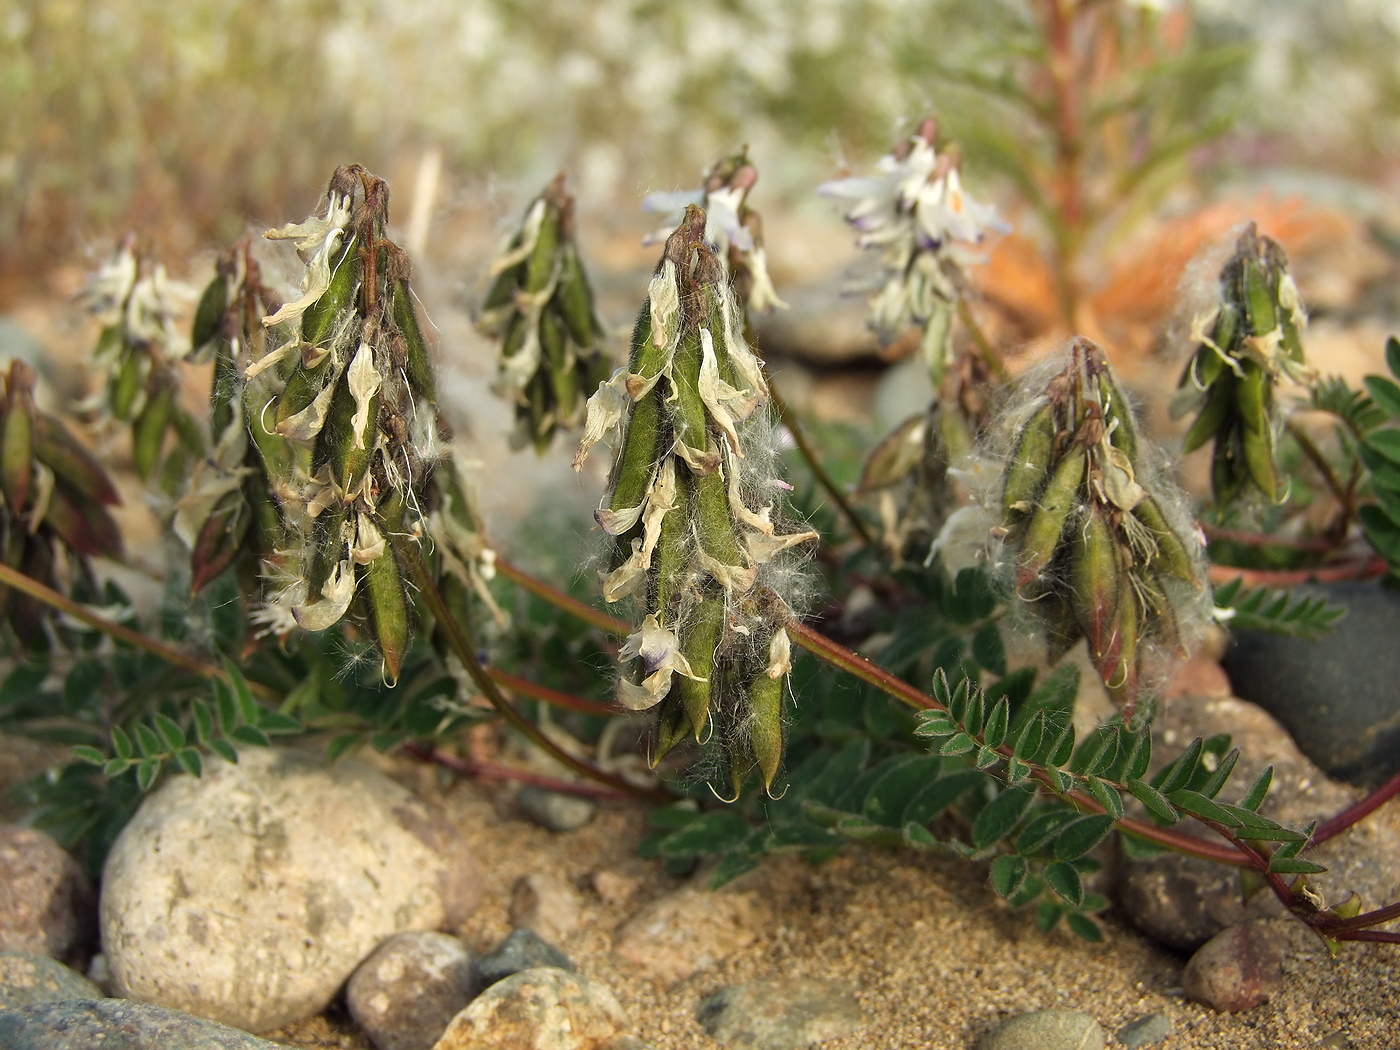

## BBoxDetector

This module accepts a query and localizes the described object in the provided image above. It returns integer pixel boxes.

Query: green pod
[1181,373,1233,454]
[677,594,725,740]
[1210,303,1240,364]
[1,394,33,513]
[132,382,175,480]
[302,235,359,347]
[308,504,347,599]
[391,279,437,402]
[693,458,742,569]
[542,310,578,420]
[747,668,785,792]
[111,348,144,422]
[1016,444,1085,589]
[1241,423,1279,501]
[1070,505,1122,664]
[1132,496,1197,584]
[275,355,332,428]
[648,465,691,613]
[557,248,600,349]
[651,693,691,766]
[314,369,376,496]
[190,489,249,595]
[210,335,239,439]
[364,544,409,682]
[608,310,664,520]
[1241,252,1278,337]
[191,273,228,356]
[1001,403,1056,522]
[1097,371,1138,462]
[1211,426,1247,507]
[668,324,712,470]
[31,415,121,505]
[525,205,560,295]
[1236,360,1269,434]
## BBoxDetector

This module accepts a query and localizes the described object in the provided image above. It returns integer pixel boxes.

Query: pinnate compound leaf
[991,854,1028,898]
[972,784,1037,849]
[901,769,983,825]
[1152,738,1203,795]
[1168,788,1243,828]
[1016,810,1078,856]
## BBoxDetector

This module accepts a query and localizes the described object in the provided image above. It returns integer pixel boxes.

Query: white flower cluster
[819,118,1006,346]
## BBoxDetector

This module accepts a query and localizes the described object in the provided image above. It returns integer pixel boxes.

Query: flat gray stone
[697,978,864,1049]
[0,952,102,1008]
[980,1009,1105,1050]
[0,998,283,1049]
[1115,1012,1171,1048]
[474,928,574,988]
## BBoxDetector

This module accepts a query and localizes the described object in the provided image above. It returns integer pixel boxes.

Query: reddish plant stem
[1315,899,1400,936]
[494,557,628,636]
[402,741,635,801]
[1206,558,1387,588]
[490,668,616,717]
[1200,523,1341,553]
[1334,929,1400,944]
[1313,767,1400,846]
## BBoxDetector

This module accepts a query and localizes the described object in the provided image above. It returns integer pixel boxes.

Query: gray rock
[0,825,97,965]
[0,998,283,1049]
[431,967,632,1050]
[980,1009,1105,1050]
[475,928,575,988]
[100,746,482,1034]
[347,931,477,1050]
[0,951,102,1008]
[1223,581,1400,787]
[612,887,767,985]
[1118,847,1247,952]
[1115,1012,1171,1048]
[1182,919,1286,1013]
[509,872,582,945]
[696,978,864,1049]
[516,786,596,832]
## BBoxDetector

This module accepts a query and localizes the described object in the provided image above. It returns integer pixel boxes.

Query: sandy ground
[266,754,1400,1050]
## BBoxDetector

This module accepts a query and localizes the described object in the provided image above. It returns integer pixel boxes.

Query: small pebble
[696,978,864,1049]
[612,887,766,985]
[980,1009,1105,1050]
[0,951,103,1009]
[347,931,476,1050]
[1182,919,1286,1013]
[1115,1012,1172,1048]
[516,786,596,832]
[591,868,642,907]
[474,928,574,989]
[509,872,582,944]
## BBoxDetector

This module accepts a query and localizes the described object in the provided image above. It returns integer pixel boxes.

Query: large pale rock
[431,967,633,1050]
[100,746,480,1034]
[612,887,766,985]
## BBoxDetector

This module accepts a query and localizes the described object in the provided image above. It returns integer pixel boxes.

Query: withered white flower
[616,613,706,710]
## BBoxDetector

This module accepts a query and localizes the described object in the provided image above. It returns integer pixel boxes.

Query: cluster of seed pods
[998,339,1205,720]
[575,206,815,794]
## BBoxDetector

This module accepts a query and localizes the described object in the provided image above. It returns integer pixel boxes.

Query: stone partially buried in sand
[696,978,864,1049]
[0,824,97,965]
[612,887,766,985]
[100,746,481,1034]
[978,1008,1105,1050]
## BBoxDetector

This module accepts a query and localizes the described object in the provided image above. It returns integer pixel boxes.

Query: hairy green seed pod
[1016,444,1085,589]
[747,668,784,792]
[1,375,34,513]
[677,595,725,740]
[1132,496,1197,584]
[1002,402,1057,522]
[1071,504,1122,665]
[111,350,144,422]
[1181,373,1232,454]
[302,237,359,347]
[132,382,174,480]
[31,415,121,505]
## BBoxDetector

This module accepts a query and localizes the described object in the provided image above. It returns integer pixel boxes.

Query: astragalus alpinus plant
[3,142,1400,958]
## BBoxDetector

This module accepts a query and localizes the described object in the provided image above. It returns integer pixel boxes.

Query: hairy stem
[0,563,280,700]
[401,541,665,801]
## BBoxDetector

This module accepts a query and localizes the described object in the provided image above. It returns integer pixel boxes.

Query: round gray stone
[0,998,284,1049]
[1115,1012,1171,1048]
[515,787,596,832]
[980,1009,1105,1050]
[347,931,477,1050]
[0,951,102,1008]
[100,746,482,1034]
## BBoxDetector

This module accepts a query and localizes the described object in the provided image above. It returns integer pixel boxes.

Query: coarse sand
[275,757,1400,1050]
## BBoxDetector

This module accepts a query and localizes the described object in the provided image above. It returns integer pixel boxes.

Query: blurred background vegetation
[4,0,1400,302]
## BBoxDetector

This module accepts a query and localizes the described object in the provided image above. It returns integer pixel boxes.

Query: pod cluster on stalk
[995,339,1207,721]
[574,206,816,795]
[1173,223,1313,507]
[819,117,1005,386]
[246,166,493,679]
[642,148,786,315]
[479,175,612,452]
[0,360,122,644]
[83,237,200,487]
